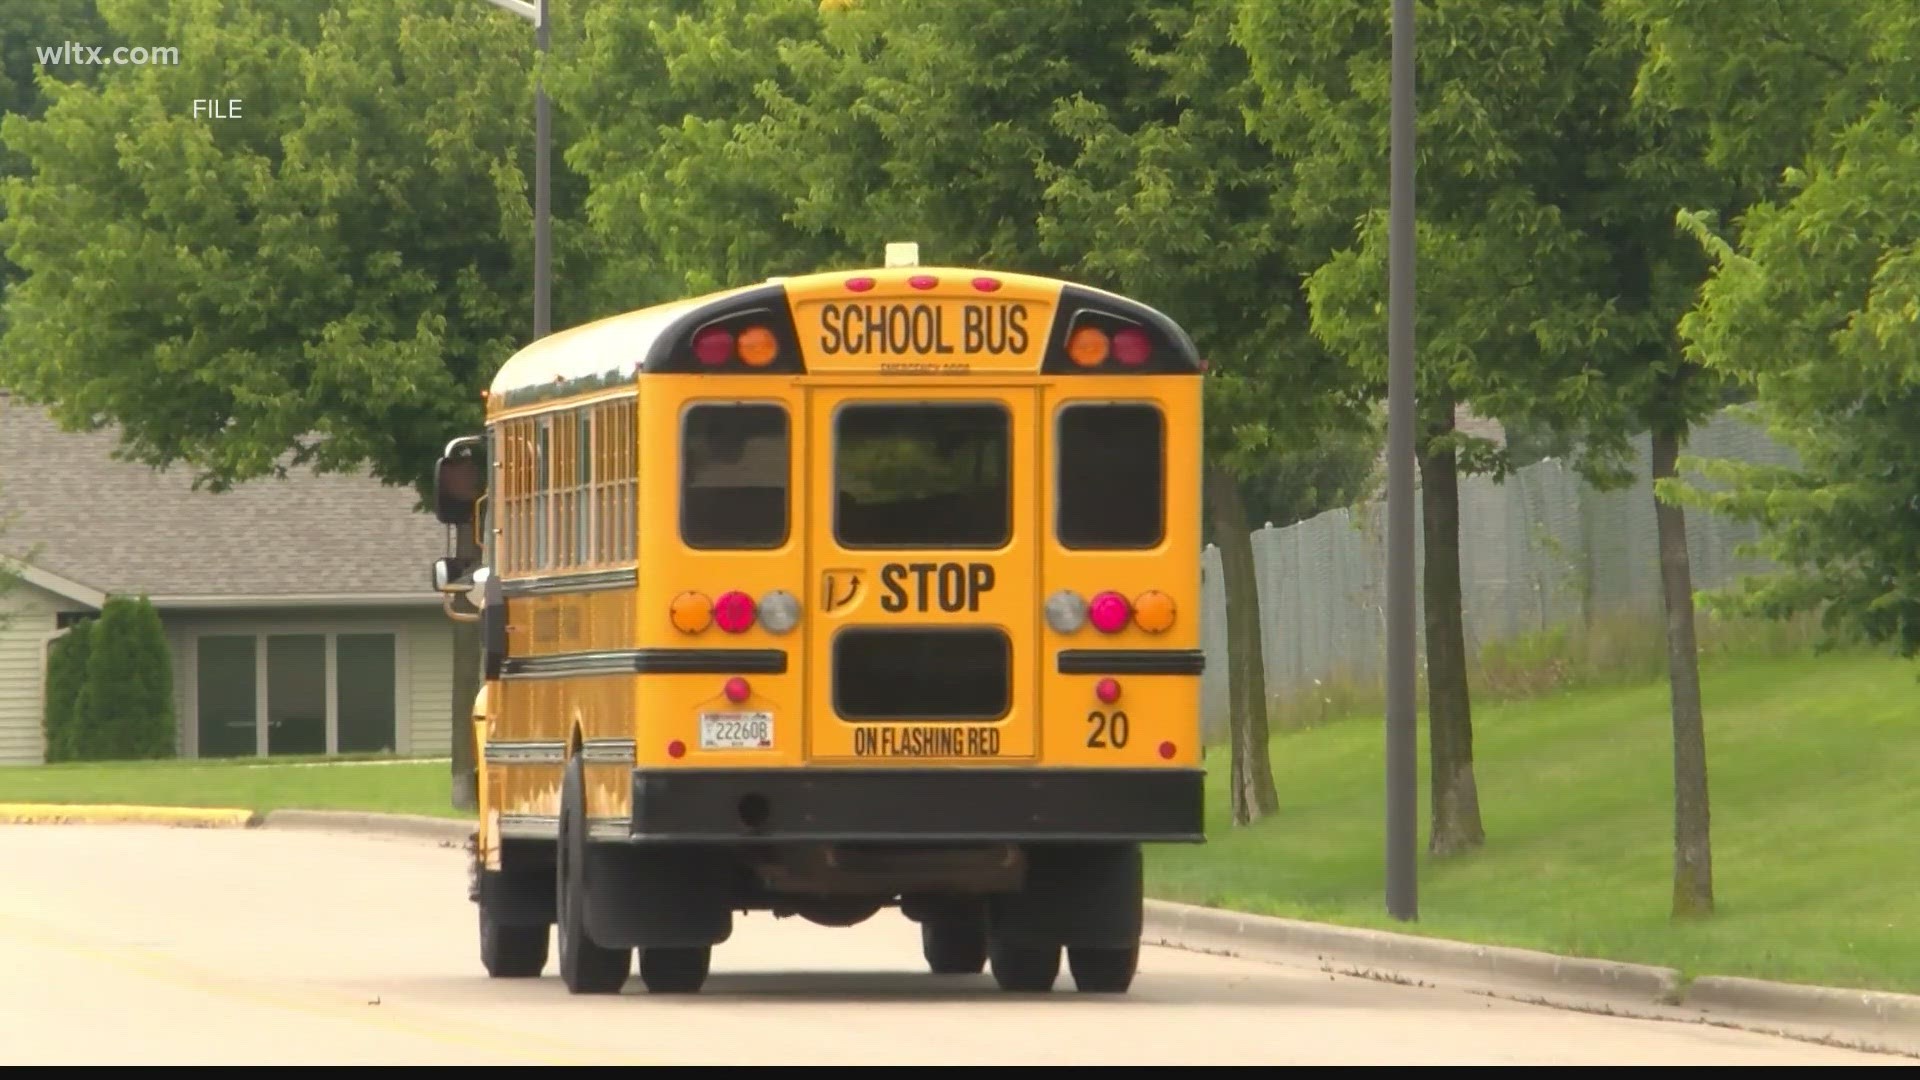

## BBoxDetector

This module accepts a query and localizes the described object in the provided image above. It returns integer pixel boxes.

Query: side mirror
[434,436,485,526]
[433,555,477,593]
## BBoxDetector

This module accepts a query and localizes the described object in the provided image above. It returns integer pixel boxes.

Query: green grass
[1151,649,1920,995]
[0,753,464,818]
[6,639,1916,996]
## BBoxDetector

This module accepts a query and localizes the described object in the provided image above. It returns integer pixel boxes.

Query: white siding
[0,583,89,765]
[163,606,458,759]
[405,609,457,757]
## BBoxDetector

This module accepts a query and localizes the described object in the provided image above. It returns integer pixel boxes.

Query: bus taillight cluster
[670,588,802,635]
[1066,324,1153,368]
[1043,588,1176,635]
[692,324,781,368]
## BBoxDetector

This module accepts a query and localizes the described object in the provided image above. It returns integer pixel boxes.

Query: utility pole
[1385,0,1419,923]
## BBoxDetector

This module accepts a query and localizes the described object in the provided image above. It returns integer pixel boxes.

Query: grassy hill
[1149,649,1920,994]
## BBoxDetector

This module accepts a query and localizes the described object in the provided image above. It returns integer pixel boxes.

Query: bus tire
[988,939,1060,992]
[1067,942,1139,993]
[921,911,989,975]
[556,755,631,995]
[480,906,549,978]
[639,946,711,994]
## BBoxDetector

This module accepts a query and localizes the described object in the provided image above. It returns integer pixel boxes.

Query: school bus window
[1057,402,1164,549]
[681,403,790,549]
[832,627,1011,722]
[834,403,1009,549]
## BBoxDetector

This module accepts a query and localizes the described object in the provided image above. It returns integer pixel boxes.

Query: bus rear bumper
[627,767,1206,844]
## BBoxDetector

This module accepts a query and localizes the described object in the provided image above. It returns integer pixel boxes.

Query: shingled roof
[0,392,449,606]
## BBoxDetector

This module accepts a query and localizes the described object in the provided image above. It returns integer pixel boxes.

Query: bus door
[805,386,1040,763]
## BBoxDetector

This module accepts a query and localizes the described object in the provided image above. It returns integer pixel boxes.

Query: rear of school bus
[580,258,1204,995]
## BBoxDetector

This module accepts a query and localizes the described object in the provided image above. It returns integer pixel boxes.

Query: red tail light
[723,677,751,703]
[714,591,757,633]
[1095,677,1121,703]
[1113,327,1152,366]
[1088,591,1131,634]
[693,327,733,366]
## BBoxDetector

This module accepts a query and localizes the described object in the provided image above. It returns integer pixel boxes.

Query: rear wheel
[988,939,1060,992]
[479,906,549,978]
[556,755,631,995]
[921,911,988,975]
[1067,942,1139,993]
[639,946,712,994]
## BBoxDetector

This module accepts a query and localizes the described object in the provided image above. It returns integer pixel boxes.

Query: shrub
[41,617,94,762]
[71,595,175,760]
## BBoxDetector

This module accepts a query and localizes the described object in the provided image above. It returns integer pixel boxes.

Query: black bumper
[627,767,1206,844]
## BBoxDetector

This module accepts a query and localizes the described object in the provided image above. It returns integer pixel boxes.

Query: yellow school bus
[429,246,1205,997]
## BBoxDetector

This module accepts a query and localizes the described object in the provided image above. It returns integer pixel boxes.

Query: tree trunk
[450,617,480,812]
[1204,463,1279,825]
[1651,423,1713,918]
[1419,403,1485,856]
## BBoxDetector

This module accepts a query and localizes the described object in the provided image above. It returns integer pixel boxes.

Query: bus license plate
[699,712,773,750]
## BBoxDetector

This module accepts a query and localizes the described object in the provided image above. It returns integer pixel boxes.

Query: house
[0,391,462,764]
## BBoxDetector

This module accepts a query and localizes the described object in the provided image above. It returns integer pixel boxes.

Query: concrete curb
[1685,975,1920,1029]
[1142,898,1682,1001]
[0,802,260,828]
[258,808,471,844]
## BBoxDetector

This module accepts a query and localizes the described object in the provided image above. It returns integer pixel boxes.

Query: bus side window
[1057,403,1165,549]
[681,404,791,549]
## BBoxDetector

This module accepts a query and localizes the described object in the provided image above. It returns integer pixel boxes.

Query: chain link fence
[1199,408,1798,744]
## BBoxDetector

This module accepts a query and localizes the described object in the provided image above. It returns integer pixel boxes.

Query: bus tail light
[1132,590,1176,633]
[693,327,733,366]
[714,591,757,633]
[1158,740,1177,760]
[1087,591,1131,634]
[671,591,714,634]
[724,677,751,703]
[1113,327,1152,366]
[1044,589,1088,633]
[757,590,800,634]
[1095,677,1121,704]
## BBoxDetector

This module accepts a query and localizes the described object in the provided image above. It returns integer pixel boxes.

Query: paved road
[0,824,1902,1065]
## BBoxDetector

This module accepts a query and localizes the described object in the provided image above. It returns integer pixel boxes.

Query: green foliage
[0,0,586,499]
[69,595,173,761]
[1624,0,1920,656]
[42,615,93,762]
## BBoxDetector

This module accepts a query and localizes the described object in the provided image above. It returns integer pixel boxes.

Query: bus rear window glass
[1057,403,1164,548]
[835,403,1009,548]
[681,404,789,548]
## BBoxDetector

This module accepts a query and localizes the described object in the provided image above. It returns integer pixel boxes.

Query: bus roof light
[714,590,757,634]
[1113,327,1152,366]
[737,325,779,367]
[1088,591,1131,634]
[693,327,733,366]
[846,276,875,292]
[908,274,938,290]
[971,277,1002,292]
[1067,326,1109,368]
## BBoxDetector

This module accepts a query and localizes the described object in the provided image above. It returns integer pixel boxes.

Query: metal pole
[1385,0,1419,923]
[533,0,551,340]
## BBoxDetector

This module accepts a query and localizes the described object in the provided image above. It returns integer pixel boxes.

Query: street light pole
[1385,0,1419,923]
[479,0,550,339]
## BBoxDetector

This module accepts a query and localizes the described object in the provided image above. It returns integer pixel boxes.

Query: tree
[71,596,173,760]
[1624,0,1920,662]
[0,0,596,805]
[553,0,1375,824]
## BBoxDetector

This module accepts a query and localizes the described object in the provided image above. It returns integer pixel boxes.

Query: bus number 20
[1086,709,1130,749]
